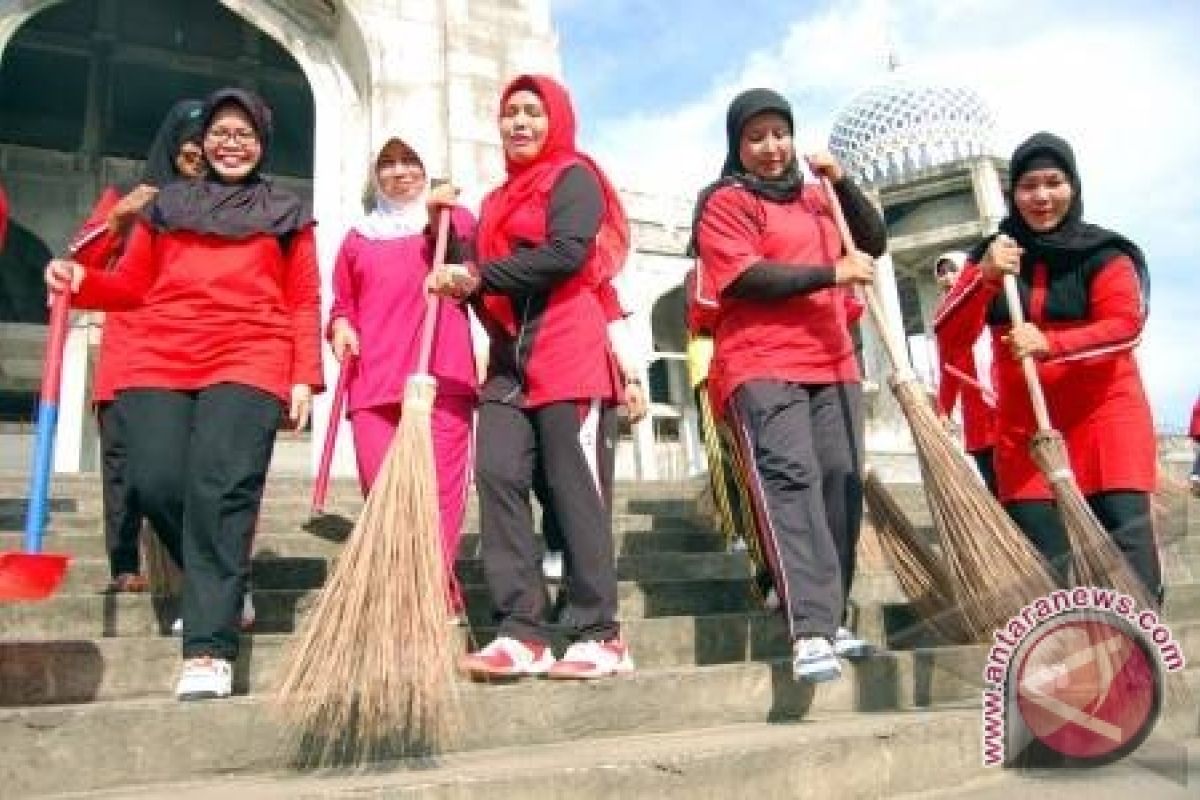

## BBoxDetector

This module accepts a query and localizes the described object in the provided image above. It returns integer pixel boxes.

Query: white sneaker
[763,588,781,612]
[171,618,183,636]
[793,637,842,683]
[174,657,233,700]
[547,639,634,680]
[460,636,556,679]
[542,550,564,581]
[833,627,870,659]
[240,592,256,631]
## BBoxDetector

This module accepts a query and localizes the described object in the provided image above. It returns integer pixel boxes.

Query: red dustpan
[0,287,75,601]
[0,552,70,601]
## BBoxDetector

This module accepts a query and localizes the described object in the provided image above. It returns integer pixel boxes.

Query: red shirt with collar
[695,183,860,415]
[72,219,323,403]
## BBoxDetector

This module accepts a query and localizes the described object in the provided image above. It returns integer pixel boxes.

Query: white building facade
[0,1,1011,482]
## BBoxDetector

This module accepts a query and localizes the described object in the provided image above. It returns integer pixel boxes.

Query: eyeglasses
[206,127,259,145]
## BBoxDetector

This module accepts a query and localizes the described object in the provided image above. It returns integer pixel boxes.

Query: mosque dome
[829,78,1001,185]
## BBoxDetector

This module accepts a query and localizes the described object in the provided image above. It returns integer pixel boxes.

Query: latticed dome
[829,80,1000,185]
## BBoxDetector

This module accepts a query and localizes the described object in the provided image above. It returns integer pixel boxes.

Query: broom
[862,470,969,643]
[310,354,354,518]
[817,173,1056,640]
[274,209,459,763]
[1000,273,1154,605]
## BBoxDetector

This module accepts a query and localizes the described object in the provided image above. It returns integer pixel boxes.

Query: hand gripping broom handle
[416,207,453,375]
[815,175,912,378]
[1000,273,1055,433]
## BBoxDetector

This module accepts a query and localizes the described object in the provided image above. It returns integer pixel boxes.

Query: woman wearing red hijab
[429,74,633,680]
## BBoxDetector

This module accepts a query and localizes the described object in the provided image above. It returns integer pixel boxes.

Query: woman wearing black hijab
[47,88,323,700]
[693,88,886,683]
[70,99,205,594]
[934,132,1159,601]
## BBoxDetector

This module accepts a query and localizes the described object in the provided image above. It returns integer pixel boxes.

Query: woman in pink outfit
[328,138,478,612]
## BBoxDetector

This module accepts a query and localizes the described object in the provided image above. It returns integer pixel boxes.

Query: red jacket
[72,220,323,403]
[933,256,1154,501]
[69,188,138,404]
[1190,395,1200,440]
[933,289,997,453]
[695,183,860,415]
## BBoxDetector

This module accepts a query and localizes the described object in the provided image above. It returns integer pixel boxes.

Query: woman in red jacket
[693,89,885,683]
[428,74,633,681]
[47,88,322,700]
[934,132,1158,600]
[70,99,205,593]
[932,250,998,495]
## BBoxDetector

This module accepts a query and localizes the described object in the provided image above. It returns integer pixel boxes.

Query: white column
[53,316,92,473]
[633,363,659,481]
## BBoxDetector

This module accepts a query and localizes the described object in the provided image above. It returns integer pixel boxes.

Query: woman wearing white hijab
[328,137,479,616]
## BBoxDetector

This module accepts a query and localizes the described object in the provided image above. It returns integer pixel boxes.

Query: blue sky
[552,0,1200,431]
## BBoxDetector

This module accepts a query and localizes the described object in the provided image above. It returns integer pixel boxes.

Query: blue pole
[23,401,59,553]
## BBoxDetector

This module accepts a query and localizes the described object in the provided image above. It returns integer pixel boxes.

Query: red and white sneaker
[547,639,634,680]
[460,636,555,680]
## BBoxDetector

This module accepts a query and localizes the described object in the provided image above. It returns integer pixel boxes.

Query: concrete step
[9,612,1200,710]
[0,578,764,639]
[899,740,1200,799]
[53,551,760,594]
[0,610,792,706]
[44,710,987,800]
[0,508,713,537]
[0,524,726,562]
[881,582,1200,650]
[0,475,714,503]
[0,657,985,797]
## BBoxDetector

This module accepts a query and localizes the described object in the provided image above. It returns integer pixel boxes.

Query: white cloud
[580,0,1199,426]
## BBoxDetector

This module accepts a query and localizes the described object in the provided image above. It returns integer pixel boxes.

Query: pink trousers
[349,395,474,611]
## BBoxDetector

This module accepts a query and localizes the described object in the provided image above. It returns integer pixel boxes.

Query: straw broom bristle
[1029,431,1156,608]
[863,470,970,643]
[890,378,1058,640]
[274,375,460,764]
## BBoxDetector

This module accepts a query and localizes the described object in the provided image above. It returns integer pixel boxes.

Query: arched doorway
[646,283,702,479]
[0,0,366,471]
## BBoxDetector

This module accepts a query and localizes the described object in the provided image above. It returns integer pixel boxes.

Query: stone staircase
[0,471,1197,798]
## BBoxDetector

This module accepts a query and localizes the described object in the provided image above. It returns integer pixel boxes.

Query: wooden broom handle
[816,174,912,376]
[1000,273,1054,432]
[416,207,453,375]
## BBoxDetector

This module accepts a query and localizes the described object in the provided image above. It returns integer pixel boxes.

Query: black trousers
[1006,491,1162,603]
[534,458,565,554]
[727,380,864,640]
[119,384,281,661]
[476,399,618,643]
[98,398,152,578]
[971,447,998,497]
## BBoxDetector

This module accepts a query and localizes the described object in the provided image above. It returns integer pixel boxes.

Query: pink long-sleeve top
[328,206,479,410]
